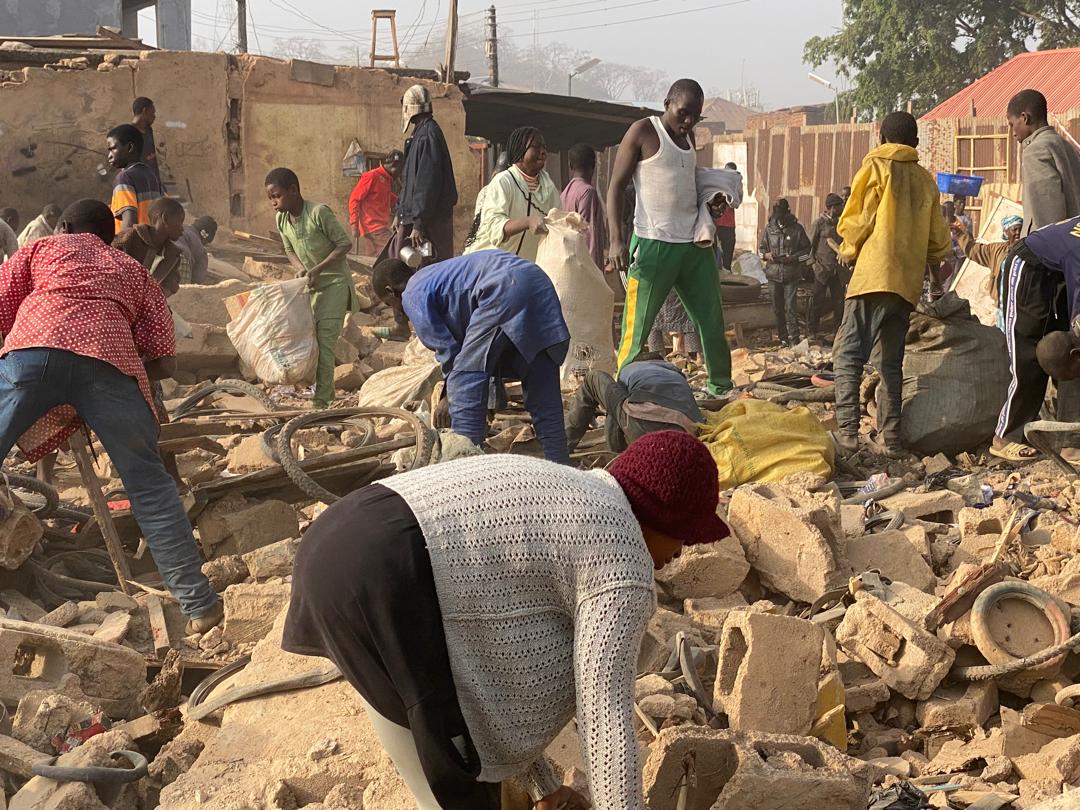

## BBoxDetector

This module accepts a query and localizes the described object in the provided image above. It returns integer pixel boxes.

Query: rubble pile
[0,248,1078,809]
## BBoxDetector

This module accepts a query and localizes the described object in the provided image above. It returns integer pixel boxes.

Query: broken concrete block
[654,535,750,600]
[639,693,677,719]
[366,340,408,372]
[638,608,704,673]
[176,322,239,374]
[242,537,300,581]
[643,726,872,810]
[334,362,370,392]
[0,591,46,623]
[148,737,205,790]
[222,582,291,645]
[37,602,80,629]
[334,335,360,365]
[880,490,965,523]
[226,433,278,474]
[1025,790,1080,809]
[1013,733,1080,784]
[901,524,932,560]
[95,591,138,612]
[916,681,998,731]
[171,279,252,327]
[713,611,824,735]
[12,689,101,754]
[877,580,941,628]
[92,611,133,645]
[0,618,146,718]
[635,674,674,701]
[840,504,865,537]
[845,531,937,592]
[726,477,848,603]
[835,591,955,701]
[0,491,42,570]
[684,593,748,634]
[840,661,892,713]
[202,555,250,591]
[9,728,140,809]
[197,494,299,557]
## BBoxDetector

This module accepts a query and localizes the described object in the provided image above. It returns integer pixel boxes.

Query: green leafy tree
[805,1,1080,119]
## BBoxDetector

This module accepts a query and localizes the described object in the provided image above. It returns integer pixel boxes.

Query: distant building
[696,96,759,140]
[0,0,191,51]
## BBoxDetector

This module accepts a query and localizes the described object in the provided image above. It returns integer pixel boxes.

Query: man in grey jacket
[991,89,1080,463]
[1009,90,1080,234]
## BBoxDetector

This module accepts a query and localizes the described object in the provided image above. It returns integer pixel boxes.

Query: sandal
[989,441,1040,463]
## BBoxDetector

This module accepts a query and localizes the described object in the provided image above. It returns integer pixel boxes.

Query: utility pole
[443,0,459,83]
[236,0,248,52]
[484,6,499,87]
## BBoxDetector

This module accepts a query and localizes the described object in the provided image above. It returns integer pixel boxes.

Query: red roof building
[922,48,1080,119]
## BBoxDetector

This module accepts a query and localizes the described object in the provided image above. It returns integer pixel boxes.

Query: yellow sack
[699,399,834,490]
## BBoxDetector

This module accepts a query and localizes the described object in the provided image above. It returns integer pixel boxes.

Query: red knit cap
[609,430,730,545]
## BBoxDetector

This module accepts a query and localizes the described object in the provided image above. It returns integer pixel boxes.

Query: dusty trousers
[832,292,913,445]
[282,483,501,810]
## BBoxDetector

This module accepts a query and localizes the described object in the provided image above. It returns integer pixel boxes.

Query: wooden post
[68,433,134,596]
[236,0,248,52]
[443,0,459,83]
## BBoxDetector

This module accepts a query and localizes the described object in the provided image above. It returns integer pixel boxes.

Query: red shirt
[715,206,736,228]
[348,165,397,236]
[0,234,175,460]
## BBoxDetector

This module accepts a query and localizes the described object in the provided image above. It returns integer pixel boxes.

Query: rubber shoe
[186,600,224,636]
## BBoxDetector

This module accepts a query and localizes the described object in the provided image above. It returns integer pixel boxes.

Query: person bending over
[284,430,728,810]
[0,200,221,633]
[372,251,570,463]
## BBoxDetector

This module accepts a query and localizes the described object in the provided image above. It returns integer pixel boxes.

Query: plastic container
[936,172,984,196]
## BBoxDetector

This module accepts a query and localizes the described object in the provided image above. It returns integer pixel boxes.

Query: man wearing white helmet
[395,84,458,263]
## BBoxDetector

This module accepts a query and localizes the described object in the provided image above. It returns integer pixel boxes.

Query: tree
[805,1,1080,118]
[273,37,329,62]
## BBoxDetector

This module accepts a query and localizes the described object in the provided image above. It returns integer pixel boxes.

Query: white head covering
[402,84,433,133]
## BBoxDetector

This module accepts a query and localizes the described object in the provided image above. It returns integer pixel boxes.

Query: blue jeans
[0,348,219,617]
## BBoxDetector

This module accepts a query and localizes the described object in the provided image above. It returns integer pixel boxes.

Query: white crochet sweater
[382,454,655,808]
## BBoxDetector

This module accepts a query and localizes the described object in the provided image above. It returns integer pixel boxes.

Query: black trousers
[716,226,736,271]
[564,370,673,453]
[282,483,500,810]
[832,292,913,443]
[810,272,846,333]
[996,248,1069,441]
[769,279,800,344]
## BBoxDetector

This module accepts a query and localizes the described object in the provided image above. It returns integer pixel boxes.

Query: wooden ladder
[369,10,401,68]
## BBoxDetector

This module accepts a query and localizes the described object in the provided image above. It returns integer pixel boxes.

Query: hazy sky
[150,0,844,110]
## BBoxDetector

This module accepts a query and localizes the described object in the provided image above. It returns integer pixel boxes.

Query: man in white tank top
[605,79,732,395]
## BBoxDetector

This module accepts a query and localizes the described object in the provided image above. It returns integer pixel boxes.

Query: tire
[719,273,762,305]
[275,408,434,504]
[173,380,276,419]
[1,470,59,517]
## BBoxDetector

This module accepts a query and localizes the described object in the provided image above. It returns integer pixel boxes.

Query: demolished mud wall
[0,51,479,249]
[0,51,232,229]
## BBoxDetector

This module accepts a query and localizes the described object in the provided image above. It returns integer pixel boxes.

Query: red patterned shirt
[0,233,175,460]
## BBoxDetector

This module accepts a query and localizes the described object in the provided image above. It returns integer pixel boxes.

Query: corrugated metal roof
[922,48,1080,120]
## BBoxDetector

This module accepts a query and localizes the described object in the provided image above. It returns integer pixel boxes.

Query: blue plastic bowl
[936,172,984,196]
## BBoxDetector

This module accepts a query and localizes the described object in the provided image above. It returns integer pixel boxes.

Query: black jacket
[759,216,811,283]
[809,213,843,282]
[399,117,458,227]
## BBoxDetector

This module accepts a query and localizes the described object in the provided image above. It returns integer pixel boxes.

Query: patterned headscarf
[1001,214,1023,238]
[401,84,432,133]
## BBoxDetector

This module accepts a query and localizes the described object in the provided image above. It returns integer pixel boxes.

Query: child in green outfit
[265,168,358,409]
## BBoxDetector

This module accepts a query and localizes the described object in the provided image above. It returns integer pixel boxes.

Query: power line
[499,0,752,39]
[247,1,265,53]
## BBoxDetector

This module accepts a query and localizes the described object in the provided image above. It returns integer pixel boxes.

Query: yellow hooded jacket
[838,143,952,306]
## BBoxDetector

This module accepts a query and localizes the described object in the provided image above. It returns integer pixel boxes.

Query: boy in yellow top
[834,111,952,456]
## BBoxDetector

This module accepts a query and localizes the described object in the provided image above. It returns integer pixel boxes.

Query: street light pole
[568,57,601,96]
[808,72,840,124]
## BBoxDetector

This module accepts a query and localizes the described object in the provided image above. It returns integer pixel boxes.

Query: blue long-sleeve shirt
[1025,215,1080,319]
[402,250,571,461]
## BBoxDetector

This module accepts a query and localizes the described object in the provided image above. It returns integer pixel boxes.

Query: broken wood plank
[0,734,49,779]
[1021,702,1080,739]
[147,595,172,659]
[69,432,134,596]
